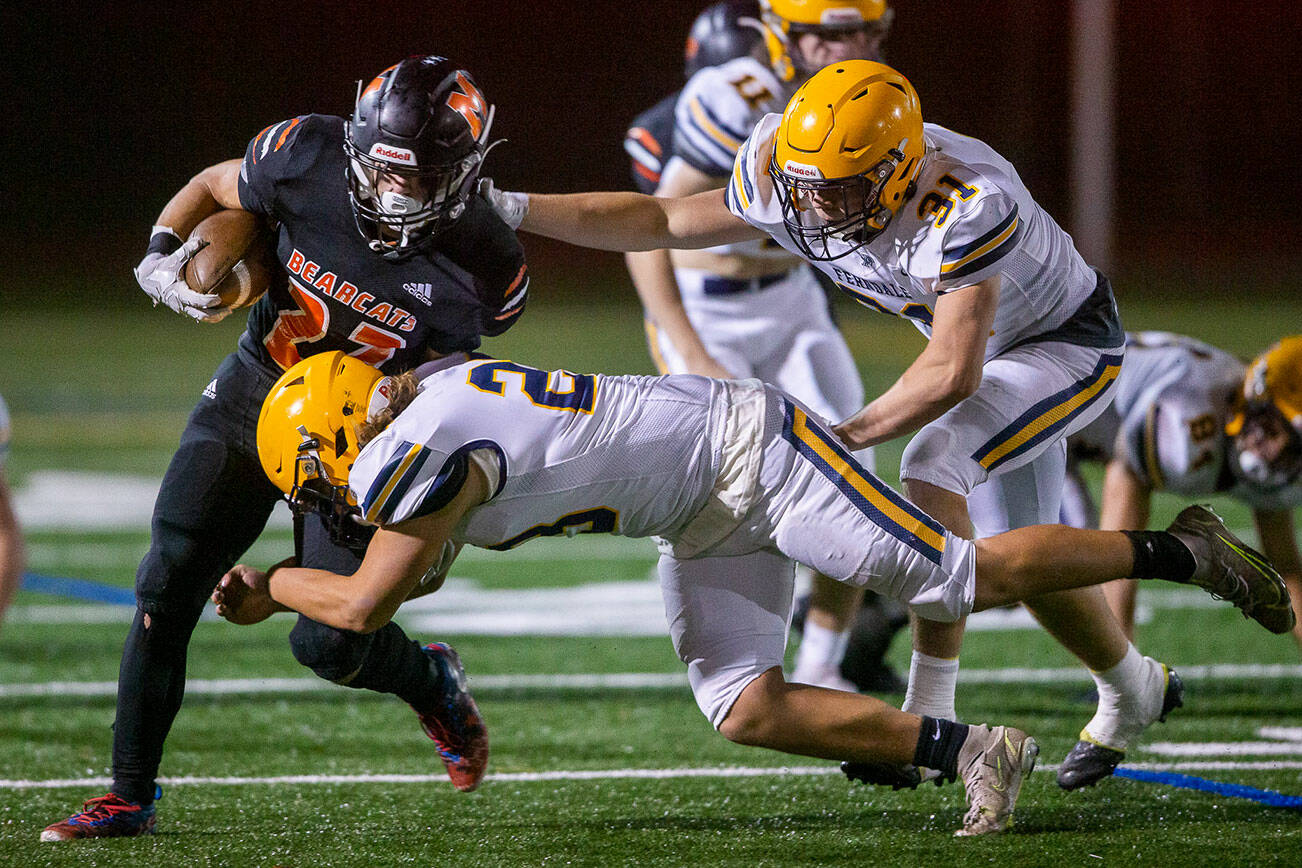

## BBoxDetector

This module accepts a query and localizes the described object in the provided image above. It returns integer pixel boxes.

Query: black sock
[1122,530,1197,582]
[912,716,969,779]
[347,622,446,711]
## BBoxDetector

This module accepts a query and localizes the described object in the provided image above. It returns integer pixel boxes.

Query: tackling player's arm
[521,187,765,252]
[214,460,489,633]
[627,160,735,379]
[1252,508,1302,647]
[833,278,999,449]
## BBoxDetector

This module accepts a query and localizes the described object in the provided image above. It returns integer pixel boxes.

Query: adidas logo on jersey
[202,378,218,399]
[403,282,433,305]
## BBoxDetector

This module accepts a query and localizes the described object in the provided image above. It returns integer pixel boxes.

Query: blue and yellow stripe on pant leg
[781,400,947,565]
[972,352,1125,473]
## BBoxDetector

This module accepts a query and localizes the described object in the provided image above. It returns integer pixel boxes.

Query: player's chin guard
[758,0,893,81]
[684,1,766,79]
[257,351,394,551]
[344,55,497,261]
[769,59,924,261]
[1225,335,1302,491]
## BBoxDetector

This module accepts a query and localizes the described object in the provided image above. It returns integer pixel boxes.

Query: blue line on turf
[1115,767,1302,810]
[19,573,135,606]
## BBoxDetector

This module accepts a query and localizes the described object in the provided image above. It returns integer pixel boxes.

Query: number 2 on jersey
[467,360,597,413]
[265,279,407,369]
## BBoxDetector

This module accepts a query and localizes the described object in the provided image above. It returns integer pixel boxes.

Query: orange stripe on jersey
[274,116,303,151]
[507,263,527,293]
[629,127,662,157]
[634,162,661,184]
[250,123,278,163]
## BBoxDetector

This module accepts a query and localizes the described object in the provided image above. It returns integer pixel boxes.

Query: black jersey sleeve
[436,195,529,337]
[624,91,679,194]
[236,114,334,219]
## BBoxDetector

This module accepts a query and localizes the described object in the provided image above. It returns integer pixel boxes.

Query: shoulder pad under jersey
[238,114,333,217]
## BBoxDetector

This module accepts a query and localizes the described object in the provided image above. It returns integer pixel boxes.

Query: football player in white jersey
[627,0,892,693]
[1044,333,1302,656]
[0,393,24,634]
[214,351,1290,836]
[478,59,1183,790]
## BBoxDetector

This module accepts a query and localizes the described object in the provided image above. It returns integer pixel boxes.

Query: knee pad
[288,617,372,684]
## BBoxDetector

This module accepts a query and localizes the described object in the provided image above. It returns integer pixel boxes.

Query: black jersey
[623,92,679,194]
[236,114,528,373]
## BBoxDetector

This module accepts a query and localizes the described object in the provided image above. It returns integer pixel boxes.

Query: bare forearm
[836,355,972,448]
[154,160,244,239]
[266,566,372,632]
[523,192,676,251]
[626,250,728,376]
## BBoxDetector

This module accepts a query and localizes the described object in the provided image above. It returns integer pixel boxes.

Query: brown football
[182,209,277,310]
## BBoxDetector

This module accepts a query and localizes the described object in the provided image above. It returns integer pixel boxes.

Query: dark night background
[3,0,1299,304]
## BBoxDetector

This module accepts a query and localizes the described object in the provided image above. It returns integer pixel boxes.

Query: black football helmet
[344,56,495,260]
[684,1,764,79]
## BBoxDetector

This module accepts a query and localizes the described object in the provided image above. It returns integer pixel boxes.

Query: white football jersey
[0,393,9,469]
[350,357,728,548]
[726,115,1099,358]
[1071,332,1301,509]
[673,57,797,261]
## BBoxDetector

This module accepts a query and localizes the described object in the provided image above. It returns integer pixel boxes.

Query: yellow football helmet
[759,0,892,81]
[1226,336,1302,489]
[257,351,394,543]
[769,59,924,260]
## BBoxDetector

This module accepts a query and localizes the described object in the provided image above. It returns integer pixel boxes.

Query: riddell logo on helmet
[783,160,824,179]
[819,9,866,26]
[370,144,417,165]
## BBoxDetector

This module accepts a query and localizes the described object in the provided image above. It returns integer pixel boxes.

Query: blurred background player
[481,58,1180,791]
[622,0,898,693]
[0,393,25,634]
[41,56,517,842]
[1037,332,1302,652]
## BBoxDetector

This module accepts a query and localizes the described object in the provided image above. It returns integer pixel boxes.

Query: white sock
[902,651,959,721]
[793,622,851,678]
[1082,645,1165,750]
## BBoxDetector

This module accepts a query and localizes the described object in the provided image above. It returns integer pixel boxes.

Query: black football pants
[110,351,444,806]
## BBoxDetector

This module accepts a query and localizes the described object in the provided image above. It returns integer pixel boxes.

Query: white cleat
[954,724,1039,837]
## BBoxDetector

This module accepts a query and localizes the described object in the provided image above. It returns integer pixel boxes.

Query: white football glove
[476,177,529,230]
[134,237,228,323]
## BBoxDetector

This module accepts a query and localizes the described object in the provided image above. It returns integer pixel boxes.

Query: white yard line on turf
[4,761,1302,790]
[2,664,1301,699]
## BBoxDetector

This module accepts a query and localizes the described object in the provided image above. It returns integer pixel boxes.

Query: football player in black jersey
[42,56,526,842]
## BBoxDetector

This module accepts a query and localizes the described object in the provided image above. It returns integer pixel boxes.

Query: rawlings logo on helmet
[783,160,824,179]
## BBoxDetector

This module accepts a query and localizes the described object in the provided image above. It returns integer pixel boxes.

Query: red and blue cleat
[413,642,489,792]
[41,788,160,842]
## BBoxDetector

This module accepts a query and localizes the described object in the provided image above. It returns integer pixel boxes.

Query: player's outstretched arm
[215,462,490,633]
[483,180,764,252]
